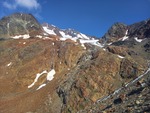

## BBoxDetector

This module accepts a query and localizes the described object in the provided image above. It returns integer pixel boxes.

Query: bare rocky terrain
[0,13,149,113]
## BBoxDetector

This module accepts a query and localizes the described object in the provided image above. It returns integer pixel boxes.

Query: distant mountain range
[0,13,149,113]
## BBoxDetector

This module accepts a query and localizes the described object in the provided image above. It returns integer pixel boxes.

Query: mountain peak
[0,13,43,39]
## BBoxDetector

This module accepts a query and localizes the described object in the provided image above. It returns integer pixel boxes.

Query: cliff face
[0,13,149,113]
[128,19,150,39]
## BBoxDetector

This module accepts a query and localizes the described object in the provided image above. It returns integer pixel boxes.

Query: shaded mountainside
[0,13,150,113]
[128,19,150,39]
[101,18,150,44]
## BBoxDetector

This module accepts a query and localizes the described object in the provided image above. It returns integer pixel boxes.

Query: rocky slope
[0,13,149,113]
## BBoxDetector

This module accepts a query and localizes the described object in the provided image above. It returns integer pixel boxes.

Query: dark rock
[128,19,150,39]
[113,98,122,104]
[101,22,127,43]
[127,87,143,96]
[57,87,67,104]
[100,18,150,46]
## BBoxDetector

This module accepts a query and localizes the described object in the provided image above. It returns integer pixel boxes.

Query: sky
[0,0,150,37]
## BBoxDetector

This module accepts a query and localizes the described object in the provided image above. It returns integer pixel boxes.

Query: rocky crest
[101,23,127,43]
[0,13,150,113]
[42,23,94,40]
[128,19,150,39]
[0,13,43,38]
[101,19,150,45]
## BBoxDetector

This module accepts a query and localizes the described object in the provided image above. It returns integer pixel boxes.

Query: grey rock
[0,13,42,38]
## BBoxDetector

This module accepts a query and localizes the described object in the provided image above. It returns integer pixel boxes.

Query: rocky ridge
[0,13,149,113]
[42,23,93,40]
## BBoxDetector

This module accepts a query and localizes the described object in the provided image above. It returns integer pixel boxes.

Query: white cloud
[3,0,40,10]
[15,0,40,9]
[3,1,16,9]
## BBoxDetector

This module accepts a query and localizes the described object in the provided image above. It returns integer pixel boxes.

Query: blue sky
[0,0,150,37]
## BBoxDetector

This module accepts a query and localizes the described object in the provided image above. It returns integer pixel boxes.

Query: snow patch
[43,37,51,40]
[28,70,47,88]
[107,42,112,45]
[59,31,78,42]
[47,69,56,81]
[56,30,103,48]
[80,39,103,48]
[117,55,124,59]
[51,24,56,27]
[122,30,128,41]
[12,34,30,39]
[125,30,128,35]
[103,48,106,51]
[59,37,77,42]
[23,42,26,44]
[81,43,86,49]
[43,26,56,35]
[122,36,128,41]
[36,84,46,90]
[36,35,43,38]
[7,62,12,67]
[59,31,71,38]
[77,33,90,40]
[134,37,143,42]
[80,33,90,40]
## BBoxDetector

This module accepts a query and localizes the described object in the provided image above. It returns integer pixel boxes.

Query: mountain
[0,13,43,39]
[101,19,150,44]
[0,13,150,113]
